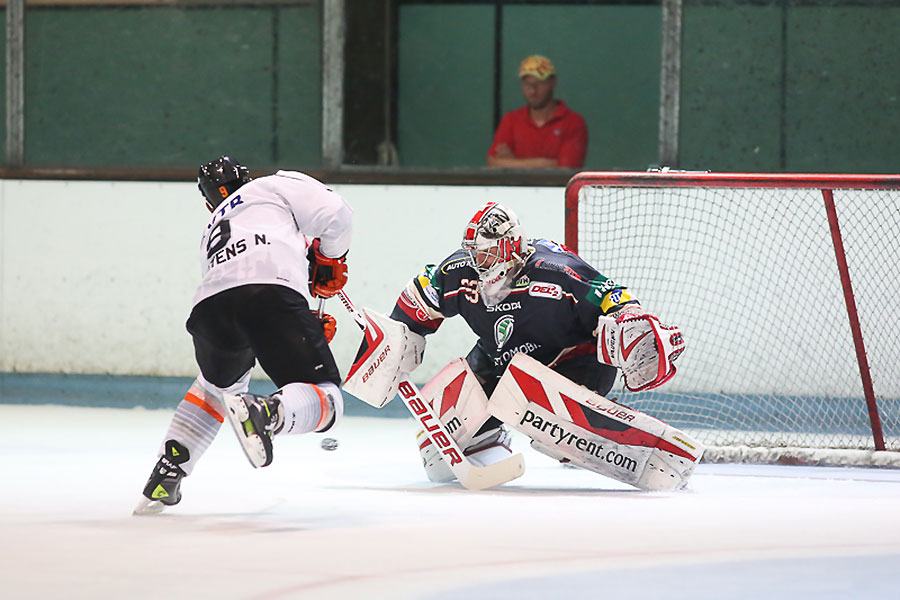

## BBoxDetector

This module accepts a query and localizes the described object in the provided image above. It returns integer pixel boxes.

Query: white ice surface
[2,405,899,599]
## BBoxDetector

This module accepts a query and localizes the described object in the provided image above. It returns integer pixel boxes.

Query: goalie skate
[222,392,282,468]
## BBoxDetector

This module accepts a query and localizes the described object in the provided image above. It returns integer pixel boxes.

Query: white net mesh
[571,174,900,455]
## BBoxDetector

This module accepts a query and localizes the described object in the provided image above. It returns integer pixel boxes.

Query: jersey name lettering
[208,238,248,267]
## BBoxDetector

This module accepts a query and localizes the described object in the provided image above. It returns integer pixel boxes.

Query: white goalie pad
[342,309,425,408]
[417,359,519,484]
[597,310,685,392]
[489,353,703,491]
[420,358,493,449]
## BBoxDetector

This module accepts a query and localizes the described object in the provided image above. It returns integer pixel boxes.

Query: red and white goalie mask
[461,202,530,306]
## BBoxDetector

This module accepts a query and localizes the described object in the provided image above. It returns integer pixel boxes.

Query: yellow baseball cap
[518,55,556,80]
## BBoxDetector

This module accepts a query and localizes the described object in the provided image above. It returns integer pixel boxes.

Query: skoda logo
[494,315,514,349]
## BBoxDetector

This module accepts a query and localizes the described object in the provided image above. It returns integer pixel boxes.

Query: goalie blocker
[342,308,425,408]
[490,353,703,491]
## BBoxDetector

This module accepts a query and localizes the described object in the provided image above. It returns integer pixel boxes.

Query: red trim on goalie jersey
[508,364,694,461]
[343,313,387,382]
[395,293,443,333]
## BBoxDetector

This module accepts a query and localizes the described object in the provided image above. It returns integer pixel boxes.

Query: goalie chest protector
[397,239,632,375]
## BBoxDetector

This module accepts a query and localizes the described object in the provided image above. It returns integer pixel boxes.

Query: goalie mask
[461,202,530,306]
[198,156,251,212]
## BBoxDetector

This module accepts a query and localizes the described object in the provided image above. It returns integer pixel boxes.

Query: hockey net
[566,172,900,466]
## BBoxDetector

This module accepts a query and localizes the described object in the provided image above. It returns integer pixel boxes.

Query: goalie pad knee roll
[596,308,685,392]
[342,309,425,408]
[489,353,703,491]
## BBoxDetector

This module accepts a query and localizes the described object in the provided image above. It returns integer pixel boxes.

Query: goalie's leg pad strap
[490,353,703,491]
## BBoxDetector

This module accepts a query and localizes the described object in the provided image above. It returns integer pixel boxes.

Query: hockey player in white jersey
[135,156,352,514]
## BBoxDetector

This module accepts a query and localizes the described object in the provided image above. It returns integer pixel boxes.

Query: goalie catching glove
[308,238,348,298]
[596,306,685,392]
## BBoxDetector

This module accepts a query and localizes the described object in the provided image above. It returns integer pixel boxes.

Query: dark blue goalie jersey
[390,238,639,373]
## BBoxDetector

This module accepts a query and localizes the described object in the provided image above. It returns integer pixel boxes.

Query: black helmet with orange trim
[197,156,251,212]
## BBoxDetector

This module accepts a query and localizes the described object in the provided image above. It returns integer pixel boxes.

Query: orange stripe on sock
[312,385,332,431]
[185,391,224,423]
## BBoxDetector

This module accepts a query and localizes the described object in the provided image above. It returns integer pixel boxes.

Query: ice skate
[529,439,574,467]
[133,440,189,515]
[222,392,282,468]
[417,426,514,484]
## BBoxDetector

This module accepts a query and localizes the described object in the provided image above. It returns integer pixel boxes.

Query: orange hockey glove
[308,238,348,299]
[315,311,337,343]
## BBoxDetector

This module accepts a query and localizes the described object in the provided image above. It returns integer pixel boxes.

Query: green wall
[397,1,899,173]
[19,4,321,168]
[681,2,900,172]
[397,5,496,168]
[501,5,661,171]
[397,4,661,170]
[2,1,898,173]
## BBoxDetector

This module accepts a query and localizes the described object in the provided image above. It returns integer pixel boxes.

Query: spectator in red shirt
[487,55,588,169]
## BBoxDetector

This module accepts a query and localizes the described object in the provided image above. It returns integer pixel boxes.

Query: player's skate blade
[133,497,167,516]
[222,393,278,468]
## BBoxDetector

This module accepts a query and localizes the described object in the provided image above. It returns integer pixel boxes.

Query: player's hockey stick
[336,290,524,490]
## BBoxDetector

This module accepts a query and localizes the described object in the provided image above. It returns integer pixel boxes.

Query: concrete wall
[0,179,563,381]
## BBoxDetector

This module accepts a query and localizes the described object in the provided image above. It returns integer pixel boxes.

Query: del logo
[529,281,562,299]
[494,316,514,349]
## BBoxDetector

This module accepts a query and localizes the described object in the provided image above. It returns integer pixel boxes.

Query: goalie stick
[336,290,524,490]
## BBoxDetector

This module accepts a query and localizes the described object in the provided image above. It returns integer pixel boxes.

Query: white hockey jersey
[193,170,353,307]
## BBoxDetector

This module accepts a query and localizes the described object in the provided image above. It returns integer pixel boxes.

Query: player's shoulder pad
[409,250,475,312]
[409,263,442,311]
[406,250,466,307]
[529,239,598,283]
[528,239,634,312]
[435,249,476,280]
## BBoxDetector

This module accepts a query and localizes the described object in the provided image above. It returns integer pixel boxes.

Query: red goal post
[565,171,900,466]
